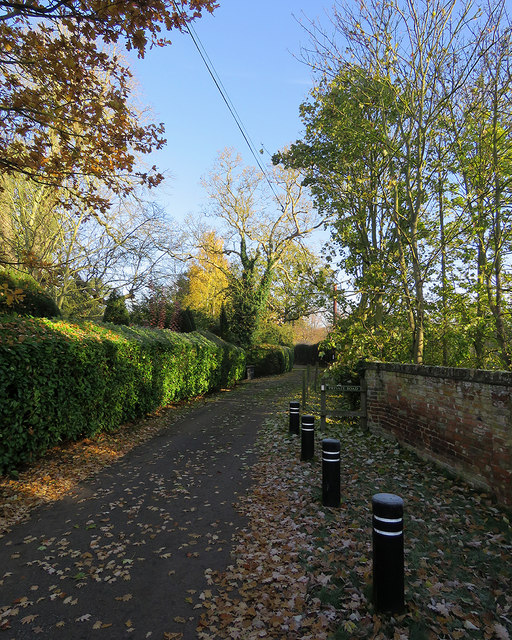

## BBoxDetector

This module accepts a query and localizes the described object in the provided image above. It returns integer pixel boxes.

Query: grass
[297,386,512,639]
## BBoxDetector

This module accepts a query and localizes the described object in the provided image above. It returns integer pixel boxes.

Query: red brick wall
[364,363,512,507]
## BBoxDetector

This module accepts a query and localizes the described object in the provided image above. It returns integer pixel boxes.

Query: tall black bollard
[372,493,405,613]
[300,415,315,461]
[289,401,300,435]
[322,439,340,507]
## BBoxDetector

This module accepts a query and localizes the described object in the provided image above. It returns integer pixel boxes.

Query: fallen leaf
[76,614,91,622]
[494,624,511,640]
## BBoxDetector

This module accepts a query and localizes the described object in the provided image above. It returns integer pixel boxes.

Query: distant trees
[279,0,512,370]
[179,231,230,329]
[0,170,178,318]
[181,148,331,348]
[0,0,217,319]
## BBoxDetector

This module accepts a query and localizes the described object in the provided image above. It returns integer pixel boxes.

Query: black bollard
[372,493,405,613]
[322,439,340,507]
[300,415,315,461]
[289,401,300,435]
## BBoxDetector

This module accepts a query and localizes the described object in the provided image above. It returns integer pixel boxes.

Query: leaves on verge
[196,407,512,639]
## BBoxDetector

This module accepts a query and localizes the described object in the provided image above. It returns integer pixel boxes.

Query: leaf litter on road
[1,372,510,639]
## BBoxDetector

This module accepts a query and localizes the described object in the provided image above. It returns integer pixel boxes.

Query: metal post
[320,382,327,430]
[300,415,315,461]
[289,401,300,435]
[372,493,404,613]
[322,439,340,507]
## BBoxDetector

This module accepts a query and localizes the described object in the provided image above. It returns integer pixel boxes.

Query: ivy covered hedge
[246,344,294,378]
[0,316,246,473]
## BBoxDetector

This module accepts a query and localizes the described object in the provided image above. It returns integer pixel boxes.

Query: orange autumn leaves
[0,0,217,213]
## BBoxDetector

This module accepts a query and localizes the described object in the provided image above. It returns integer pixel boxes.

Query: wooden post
[360,376,368,431]
[320,380,327,430]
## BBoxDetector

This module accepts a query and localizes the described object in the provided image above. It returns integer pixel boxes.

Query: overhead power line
[174,6,285,210]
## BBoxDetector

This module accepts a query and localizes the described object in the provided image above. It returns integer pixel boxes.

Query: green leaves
[245,345,294,377]
[0,317,246,473]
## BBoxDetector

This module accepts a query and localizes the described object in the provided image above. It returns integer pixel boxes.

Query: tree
[0,171,178,318]
[0,1,217,211]
[265,242,333,325]
[180,230,230,328]
[274,65,402,335]
[0,0,217,53]
[189,148,325,348]
[218,303,230,339]
[286,0,505,365]
[103,290,130,325]
[443,15,512,369]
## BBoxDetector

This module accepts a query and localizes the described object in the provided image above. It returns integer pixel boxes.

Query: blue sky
[128,0,329,226]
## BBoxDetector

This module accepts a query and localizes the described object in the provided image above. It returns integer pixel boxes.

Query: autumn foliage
[0,0,217,211]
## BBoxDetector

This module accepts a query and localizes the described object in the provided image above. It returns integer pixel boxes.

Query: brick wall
[364,362,512,507]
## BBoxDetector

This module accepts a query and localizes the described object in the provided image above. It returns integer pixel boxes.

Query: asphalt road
[0,369,303,640]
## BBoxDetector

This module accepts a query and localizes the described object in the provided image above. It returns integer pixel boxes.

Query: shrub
[325,362,363,410]
[246,344,294,377]
[102,291,130,325]
[256,321,293,347]
[0,269,60,318]
[294,343,319,365]
[180,307,197,333]
[197,330,246,388]
[0,317,246,474]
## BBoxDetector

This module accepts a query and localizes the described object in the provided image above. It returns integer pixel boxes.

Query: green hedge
[246,343,294,377]
[294,343,319,366]
[0,269,60,318]
[0,317,246,473]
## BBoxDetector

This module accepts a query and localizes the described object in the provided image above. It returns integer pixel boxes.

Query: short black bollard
[322,439,340,507]
[289,401,300,435]
[300,415,315,461]
[372,493,405,613]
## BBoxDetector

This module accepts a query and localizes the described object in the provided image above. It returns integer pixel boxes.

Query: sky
[127,0,331,229]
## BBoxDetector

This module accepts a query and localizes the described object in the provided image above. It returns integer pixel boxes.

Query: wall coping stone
[362,361,512,387]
